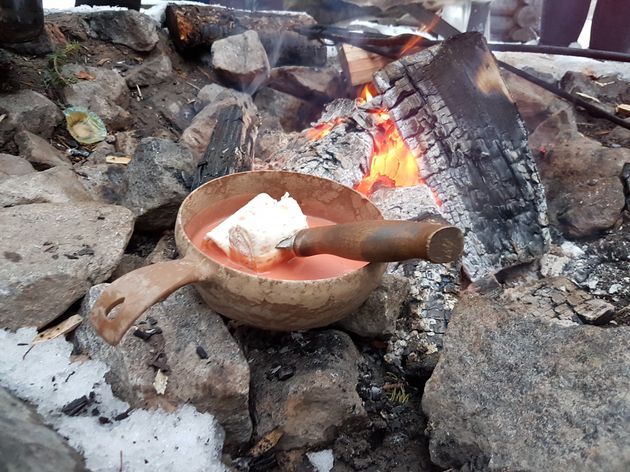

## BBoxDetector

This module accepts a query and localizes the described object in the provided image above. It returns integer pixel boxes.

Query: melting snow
[0,328,227,472]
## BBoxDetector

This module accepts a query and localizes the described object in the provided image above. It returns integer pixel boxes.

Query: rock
[501,277,615,326]
[110,253,146,280]
[0,153,35,182]
[529,110,630,239]
[502,69,573,132]
[0,203,134,330]
[114,131,138,156]
[146,231,177,265]
[0,90,64,149]
[147,88,197,133]
[561,71,630,116]
[211,30,271,92]
[337,275,410,338]
[61,64,132,130]
[0,387,87,472]
[254,87,320,132]
[75,162,126,204]
[82,10,159,52]
[125,54,173,88]
[14,130,72,169]
[180,93,255,160]
[269,66,347,104]
[76,284,252,447]
[194,83,250,113]
[249,330,365,450]
[422,293,630,471]
[120,137,195,232]
[0,167,92,207]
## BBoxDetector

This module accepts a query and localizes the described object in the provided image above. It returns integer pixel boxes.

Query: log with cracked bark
[373,32,549,281]
[165,4,327,67]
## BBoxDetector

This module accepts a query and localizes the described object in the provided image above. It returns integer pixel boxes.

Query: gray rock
[211,30,270,92]
[120,137,195,232]
[0,387,86,472]
[269,66,346,103]
[422,293,630,471]
[147,88,197,133]
[62,64,131,130]
[125,54,173,88]
[529,110,630,239]
[76,285,252,447]
[254,87,320,132]
[114,131,138,156]
[194,83,250,113]
[0,203,134,330]
[338,275,410,338]
[0,153,35,182]
[145,231,177,265]
[249,330,365,450]
[0,167,92,207]
[74,162,126,204]
[0,90,63,149]
[82,10,159,52]
[14,130,72,169]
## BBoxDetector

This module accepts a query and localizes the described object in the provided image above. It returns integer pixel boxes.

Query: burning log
[191,99,258,189]
[165,4,326,67]
[278,98,374,188]
[373,32,549,281]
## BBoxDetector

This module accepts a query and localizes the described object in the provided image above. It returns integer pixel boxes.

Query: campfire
[0,2,629,472]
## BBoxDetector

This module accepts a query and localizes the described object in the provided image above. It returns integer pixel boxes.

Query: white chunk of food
[204,192,308,271]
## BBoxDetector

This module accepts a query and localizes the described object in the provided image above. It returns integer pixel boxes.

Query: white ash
[307,449,334,472]
[0,328,227,472]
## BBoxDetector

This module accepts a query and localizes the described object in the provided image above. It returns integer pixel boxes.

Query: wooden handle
[292,220,464,263]
[90,259,208,346]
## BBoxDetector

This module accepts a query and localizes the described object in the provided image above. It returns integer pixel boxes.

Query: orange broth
[186,195,367,280]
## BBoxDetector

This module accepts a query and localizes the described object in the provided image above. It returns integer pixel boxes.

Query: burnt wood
[192,101,258,190]
[278,98,375,188]
[165,4,326,67]
[373,32,550,281]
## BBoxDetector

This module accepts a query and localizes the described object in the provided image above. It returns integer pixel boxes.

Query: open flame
[355,85,419,195]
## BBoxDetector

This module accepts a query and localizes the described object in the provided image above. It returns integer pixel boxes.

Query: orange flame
[355,85,419,195]
[307,84,419,196]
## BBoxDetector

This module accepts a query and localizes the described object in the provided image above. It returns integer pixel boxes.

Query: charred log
[278,99,375,188]
[165,4,326,67]
[192,100,258,190]
[373,32,550,281]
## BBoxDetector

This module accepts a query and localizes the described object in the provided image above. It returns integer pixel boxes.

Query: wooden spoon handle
[292,220,464,263]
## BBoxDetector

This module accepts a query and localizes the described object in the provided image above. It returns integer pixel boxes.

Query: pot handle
[90,258,208,346]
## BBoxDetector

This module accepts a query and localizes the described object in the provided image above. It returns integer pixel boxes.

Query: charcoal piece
[61,395,90,416]
[373,32,550,281]
[276,366,295,381]
[196,346,209,359]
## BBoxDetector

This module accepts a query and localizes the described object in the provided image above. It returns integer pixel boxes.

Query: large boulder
[61,64,132,130]
[0,167,92,207]
[0,90,63,150]
[82,10,159,52]
[0,387,86,472]
[249,330,365,450]
[422,293,630,471]
[120,137,195,232]
[0,203,135,330]
[76,285,252,447]
[211,30,270,92]
[75,162,126,204]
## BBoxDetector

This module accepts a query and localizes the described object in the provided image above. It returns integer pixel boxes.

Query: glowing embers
[355,85,419,195]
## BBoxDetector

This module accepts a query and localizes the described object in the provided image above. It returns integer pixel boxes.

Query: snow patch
[307,449,334,472]
[0,328,227,472]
